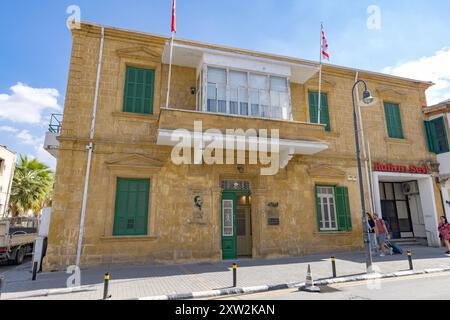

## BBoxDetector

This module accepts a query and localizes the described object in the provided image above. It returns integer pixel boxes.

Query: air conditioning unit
[402,182,419,195]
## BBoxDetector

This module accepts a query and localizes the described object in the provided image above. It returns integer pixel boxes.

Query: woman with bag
[438,216,450,255]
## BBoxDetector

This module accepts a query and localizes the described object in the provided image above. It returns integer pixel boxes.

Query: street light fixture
[362,89,375,105]
[352,79,376,273]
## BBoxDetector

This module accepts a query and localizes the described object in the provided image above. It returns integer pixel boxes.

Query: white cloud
[382,48,450,105]
[0,126,18,132]
[17,130,43,146]
[0,83,61,124]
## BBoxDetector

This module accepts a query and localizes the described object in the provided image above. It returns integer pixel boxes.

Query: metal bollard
[407,250,414,270]
[0,276,3,299]
[331,257,337,278]
[32,261,38,281]
[103,273,111,300]
[232,263,237,287]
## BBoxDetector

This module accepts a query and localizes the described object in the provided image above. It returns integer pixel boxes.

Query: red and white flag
[321,25,330,61]
[171,0,177,33]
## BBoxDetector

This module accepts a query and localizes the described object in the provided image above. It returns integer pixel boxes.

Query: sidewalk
[1,246,449,300]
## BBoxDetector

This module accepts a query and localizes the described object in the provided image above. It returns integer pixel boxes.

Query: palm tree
[9,156,54,217]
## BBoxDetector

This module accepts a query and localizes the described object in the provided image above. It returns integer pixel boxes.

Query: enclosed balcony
[43,114,62,158]
[157,40,329,168]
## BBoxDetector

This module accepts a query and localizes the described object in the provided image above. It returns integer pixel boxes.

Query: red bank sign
[374,163,430,174]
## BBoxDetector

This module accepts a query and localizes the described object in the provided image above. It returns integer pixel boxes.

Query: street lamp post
[352,79,375,272]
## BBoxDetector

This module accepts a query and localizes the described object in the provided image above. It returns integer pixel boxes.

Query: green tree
[9,156,54,217]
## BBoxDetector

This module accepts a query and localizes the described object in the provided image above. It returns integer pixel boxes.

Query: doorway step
[392,238,428,247]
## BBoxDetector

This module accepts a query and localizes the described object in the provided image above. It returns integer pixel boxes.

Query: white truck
[0,217,39,265]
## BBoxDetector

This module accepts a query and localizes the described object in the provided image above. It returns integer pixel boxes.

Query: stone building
[0,146,16,217]
[423,99,450,219]
[43,22,445,270]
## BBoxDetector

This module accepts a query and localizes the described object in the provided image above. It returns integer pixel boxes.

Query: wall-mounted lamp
[191,87,197,95]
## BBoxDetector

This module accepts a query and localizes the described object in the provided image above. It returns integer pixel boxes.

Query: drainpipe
[75,27,105,267]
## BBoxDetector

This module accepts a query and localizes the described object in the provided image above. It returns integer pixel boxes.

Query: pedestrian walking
[366,212,378,254]
[374,213,389,257]
[438,216,450,255]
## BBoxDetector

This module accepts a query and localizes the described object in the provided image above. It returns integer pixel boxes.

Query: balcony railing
[48,114,63,134]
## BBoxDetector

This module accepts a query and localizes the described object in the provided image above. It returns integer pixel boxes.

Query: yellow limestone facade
[43,23,445,271]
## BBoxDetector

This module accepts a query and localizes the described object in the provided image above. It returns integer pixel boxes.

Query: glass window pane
[250,74,268,90]
[208,67,226,84]
[207,83,217,112]
[260,90,270,118]
[239,88,249,116]
[230,88,238,114]
[250,89,260,117]
[270,76,287,91]
[385,183,395,200]
[323,200,330,229]
[218,86,227,113]
[280,92,290,120]
[229,70,247,87]
[379,183,385,200]
[394,183,406,200]
[396,201,409,219]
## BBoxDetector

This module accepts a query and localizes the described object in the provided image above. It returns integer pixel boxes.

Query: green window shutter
[335,186,352,231]
[315,186,322,231]
[384,103,404,139]
[425,118,449,154]
[308,92,318,124]
[434,117,450,154]
[113,178,150,236]
[123,66,155,115]
[309,92,331,131]
[424,121,435,152]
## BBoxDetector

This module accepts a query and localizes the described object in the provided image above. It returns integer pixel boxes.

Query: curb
[2,285,98,300]
[134,267,450,301]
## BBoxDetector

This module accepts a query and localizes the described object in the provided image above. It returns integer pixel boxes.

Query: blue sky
[1,0,449,168]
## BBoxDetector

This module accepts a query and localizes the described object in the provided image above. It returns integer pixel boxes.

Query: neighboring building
[423,99,450,220]
[43,22,445,270]
[0,146,17,217]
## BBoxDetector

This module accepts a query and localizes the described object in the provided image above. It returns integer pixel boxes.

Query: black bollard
[103,273,111,300]
[0,276,3,299]
[232,263,237,287]
[407,250,414,270]
[331,257,337,278]
[32,261,38,281]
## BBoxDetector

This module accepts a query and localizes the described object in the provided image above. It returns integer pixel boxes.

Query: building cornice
[75,21,433,90]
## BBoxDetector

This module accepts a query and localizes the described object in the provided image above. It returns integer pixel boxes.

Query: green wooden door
[222,192,237,260]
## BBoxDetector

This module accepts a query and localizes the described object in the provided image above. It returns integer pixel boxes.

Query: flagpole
[165,31,175,109]
[317,23,323,125]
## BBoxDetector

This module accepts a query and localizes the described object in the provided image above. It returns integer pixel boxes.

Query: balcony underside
[157,108,329,168]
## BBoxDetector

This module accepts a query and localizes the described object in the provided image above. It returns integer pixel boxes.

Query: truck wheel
[15,247,25,265]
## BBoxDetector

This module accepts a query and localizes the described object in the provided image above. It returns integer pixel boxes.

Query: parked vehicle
[0,217,39,265]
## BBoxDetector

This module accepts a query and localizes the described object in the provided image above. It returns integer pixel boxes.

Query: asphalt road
[0,258,31,275]
[213,272,450,300]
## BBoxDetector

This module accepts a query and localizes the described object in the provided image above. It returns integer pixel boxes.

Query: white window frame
[202,65,292,120]
[317,186,338,231]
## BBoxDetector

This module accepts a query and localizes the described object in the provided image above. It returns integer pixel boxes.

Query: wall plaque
[267,202,280,226]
